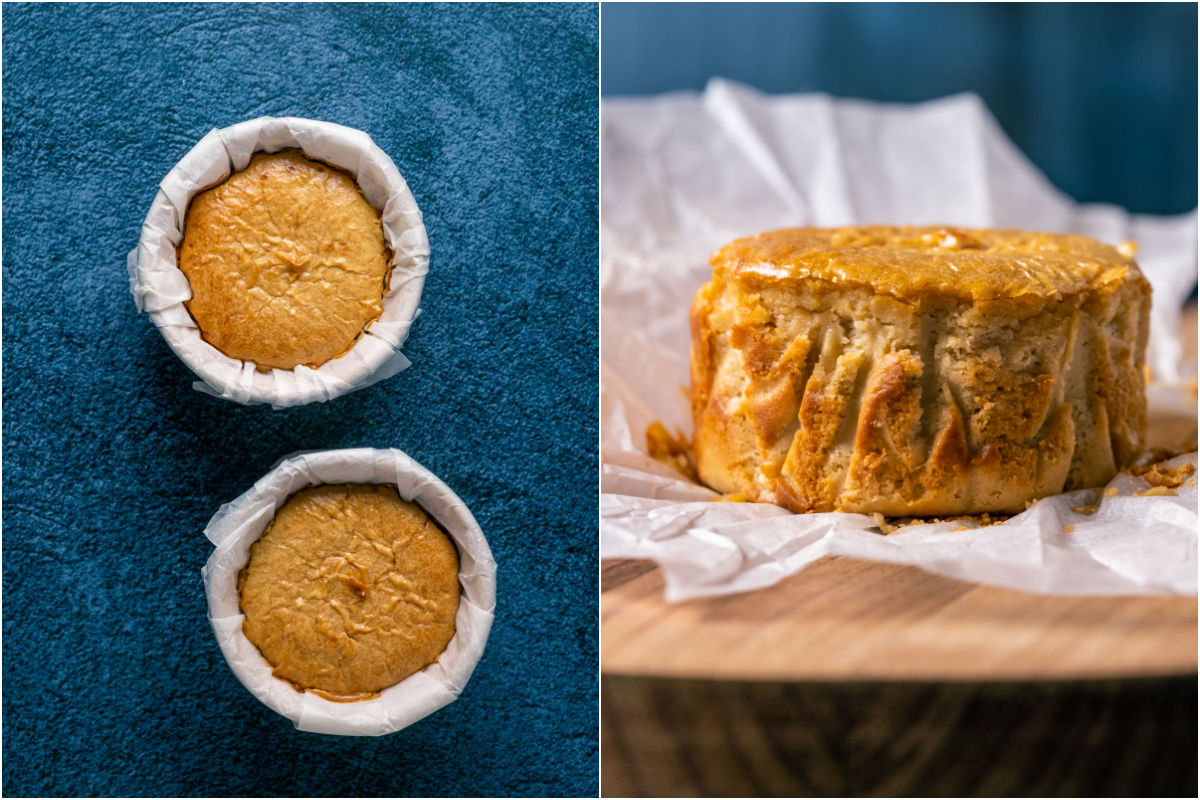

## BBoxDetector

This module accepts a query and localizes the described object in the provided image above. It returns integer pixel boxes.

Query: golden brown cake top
[711,226,1142,303]
[238,483,460,701]
[180,150,391,371]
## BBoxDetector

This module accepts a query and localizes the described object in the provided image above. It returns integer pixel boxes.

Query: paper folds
[128,116,430,408]
[202,448,496,736]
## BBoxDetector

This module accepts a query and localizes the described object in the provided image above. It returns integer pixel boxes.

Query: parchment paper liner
[202,448,496,736]
[600,80,1198,601]
[129,116,430,408]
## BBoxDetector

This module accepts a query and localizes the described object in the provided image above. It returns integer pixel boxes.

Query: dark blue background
[2,3,597,797]
[603,2,1198,216]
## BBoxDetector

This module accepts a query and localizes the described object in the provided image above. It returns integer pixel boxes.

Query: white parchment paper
[202,448,496,736]
[601,80,1198,601]
[129,117,430,408]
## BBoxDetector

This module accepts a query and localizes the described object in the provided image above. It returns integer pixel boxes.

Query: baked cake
[238,483,459,701]
[179,150,391,371]
[690,226,1151,516]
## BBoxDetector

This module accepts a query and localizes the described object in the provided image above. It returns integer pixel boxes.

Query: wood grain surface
[601,560,1198,797]
[602,558,1197,681]
[601,673,1197,797]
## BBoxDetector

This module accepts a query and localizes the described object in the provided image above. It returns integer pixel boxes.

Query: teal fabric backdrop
[603,2,1197,216]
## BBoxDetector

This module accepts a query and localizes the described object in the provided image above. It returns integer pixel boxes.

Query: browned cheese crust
[179,150,391,371]
[238,484,460,701]
[690,226,1151,515]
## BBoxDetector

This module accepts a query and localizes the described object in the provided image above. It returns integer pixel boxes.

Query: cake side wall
[690,267,1150,516]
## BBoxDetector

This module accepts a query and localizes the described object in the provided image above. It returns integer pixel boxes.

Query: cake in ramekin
[179,150,391,371]
[238,483,459,702]
[690,226,1151,516]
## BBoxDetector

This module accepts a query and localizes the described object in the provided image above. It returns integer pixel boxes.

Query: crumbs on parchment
[1124,451,1197,498]
[873,510,1011,535]
[1129,459,1195,489]
[673,445,1196,519]
[1069,453,1197,509]
[645,421,699,483]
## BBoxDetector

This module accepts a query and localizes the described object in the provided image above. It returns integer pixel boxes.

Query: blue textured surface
[2,3,597,796]
[603,2,1198,216]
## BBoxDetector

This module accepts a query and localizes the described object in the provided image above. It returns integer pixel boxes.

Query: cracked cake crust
[238,483,460,701]
[690,226,1151,516]
[179,149,392,371]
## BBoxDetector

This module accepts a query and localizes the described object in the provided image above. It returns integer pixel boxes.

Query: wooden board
[601,671,1197,797]
[602,557,1197,681]
[602,559,1198,797]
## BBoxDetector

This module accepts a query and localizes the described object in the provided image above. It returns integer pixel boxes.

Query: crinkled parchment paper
[202,448,495,736]
[601,79,1198,601]
[129,117,430,408]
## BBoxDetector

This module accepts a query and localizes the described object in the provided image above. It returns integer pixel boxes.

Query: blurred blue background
[602,2,1197,216]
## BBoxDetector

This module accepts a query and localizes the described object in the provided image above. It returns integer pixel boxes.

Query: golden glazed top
[711,226,1142,303]
[238,484,460,701]
[180,150,391,370]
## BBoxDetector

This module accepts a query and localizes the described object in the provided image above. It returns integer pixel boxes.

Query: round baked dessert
[179,150,391,371]
[238,483,460,702]
[690,226,1151,516]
